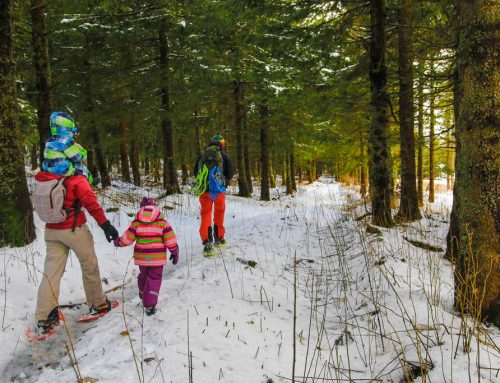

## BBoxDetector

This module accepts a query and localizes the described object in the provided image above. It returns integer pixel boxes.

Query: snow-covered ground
[1,177,499,382]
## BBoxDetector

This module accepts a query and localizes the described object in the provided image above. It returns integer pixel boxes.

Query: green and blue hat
[50,112,78,137]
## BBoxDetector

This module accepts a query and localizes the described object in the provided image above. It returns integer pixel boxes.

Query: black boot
[214,225,226,246]
[37,306,60,333]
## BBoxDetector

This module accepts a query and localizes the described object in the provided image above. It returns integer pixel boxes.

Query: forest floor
[1,176,499,383]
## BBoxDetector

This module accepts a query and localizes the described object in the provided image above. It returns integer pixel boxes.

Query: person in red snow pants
[193,133,233,248]
[199,191,226,242]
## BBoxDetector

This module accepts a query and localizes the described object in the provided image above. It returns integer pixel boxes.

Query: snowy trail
[1,178,499,383]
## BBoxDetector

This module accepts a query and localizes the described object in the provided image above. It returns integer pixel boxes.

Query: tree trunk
[144,155,150,175]
[452,0,500,324]
[129,121,140,186]
[269,158,276,188]
[368,0,393,227]
[87,148,97,181]
[181,163,188,185]
[259,103,270,201]
[84,34,110,188]
[159,20,180,194]
[289,143,297,192]
[417,59,425,206]
[119,118,131,182]
[360,134,367,197]
[243,130,253,193]
[30,143,38,170]
[30,0,53,167]
[396,0,421,221]
[428,63,436,203]
[234,80,250,197]
[0,0,36,246]
[286,157,293,195]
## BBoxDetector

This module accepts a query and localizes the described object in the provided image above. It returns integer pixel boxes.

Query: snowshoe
[214,238,226,247]
[77,300,119,323]
[203,242,216,257]
[25,307,64,343]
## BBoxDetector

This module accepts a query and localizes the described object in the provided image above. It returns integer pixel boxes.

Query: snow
[1,177,499,382]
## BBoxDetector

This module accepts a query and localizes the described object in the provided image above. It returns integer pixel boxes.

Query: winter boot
[214,225,226,246]
[37,306,62,334]
[145,306,156,316]
[88,297,112,316]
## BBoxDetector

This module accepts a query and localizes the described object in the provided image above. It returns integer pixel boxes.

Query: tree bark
[129,121,140,186]
[269,158,276,188]
[30,0,53,167]
[290,143,297,192]
[144,155,150,175]
[181,163,188,185]
[417,59,425,206]
[452,0,500,324]
[243,129,253,193]
[159,20,180,194]
[360,134,367,197]
[234,80,250,197]
[119,118,131,182]
[428,64,436,203]
[285,157,293,195]
[0,0,36,246]
[368,0,393,227]
[30,143,38,170]
[259,103,270,201]
[396,0,421,221]
[84,34,110,188]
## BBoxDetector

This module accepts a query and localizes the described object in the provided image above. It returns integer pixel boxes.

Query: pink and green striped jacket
[116,206,178,267]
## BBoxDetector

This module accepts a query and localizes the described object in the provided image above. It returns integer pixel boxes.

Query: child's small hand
[170,251,179,265]
[113,238,120,247]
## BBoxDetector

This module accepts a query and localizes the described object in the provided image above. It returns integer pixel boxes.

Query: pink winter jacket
[116,206,178,267]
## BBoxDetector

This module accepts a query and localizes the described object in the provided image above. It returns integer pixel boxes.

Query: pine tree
[396,0,420,221]
[0,0,35,246]
[452,0,500,324]
[368,0,393,227]
[30,0,53,167]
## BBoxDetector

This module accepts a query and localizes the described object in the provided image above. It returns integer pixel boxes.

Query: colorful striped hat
[50,112,78,137]
[213,132,225,148]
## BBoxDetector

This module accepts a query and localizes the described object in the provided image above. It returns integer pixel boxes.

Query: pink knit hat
[140,197,157,207]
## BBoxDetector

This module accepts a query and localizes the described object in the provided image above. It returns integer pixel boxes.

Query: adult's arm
[72,176,108,225]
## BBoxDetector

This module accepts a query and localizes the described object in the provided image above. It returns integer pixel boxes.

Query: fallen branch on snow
[403,237,444,252]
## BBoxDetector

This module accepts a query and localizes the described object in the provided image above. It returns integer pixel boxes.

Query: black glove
[100,220,119,242]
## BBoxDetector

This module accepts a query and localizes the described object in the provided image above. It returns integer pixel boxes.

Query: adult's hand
[100,220,119,242]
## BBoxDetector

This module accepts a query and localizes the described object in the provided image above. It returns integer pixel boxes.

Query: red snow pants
[199,192,225,242]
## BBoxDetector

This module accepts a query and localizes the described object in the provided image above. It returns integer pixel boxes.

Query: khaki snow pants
[35,224,107,321]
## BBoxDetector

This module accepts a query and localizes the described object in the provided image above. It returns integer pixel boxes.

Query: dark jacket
[193,140,233,182]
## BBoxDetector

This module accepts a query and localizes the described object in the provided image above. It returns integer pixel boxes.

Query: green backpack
[192,145,223,196]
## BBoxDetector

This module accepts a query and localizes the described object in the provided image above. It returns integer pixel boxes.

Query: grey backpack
[32,178,68,223]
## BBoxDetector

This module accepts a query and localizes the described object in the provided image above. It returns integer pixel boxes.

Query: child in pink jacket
[114,198,179,316]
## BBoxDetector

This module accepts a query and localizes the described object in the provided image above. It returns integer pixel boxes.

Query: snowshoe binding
[77,298,119,323]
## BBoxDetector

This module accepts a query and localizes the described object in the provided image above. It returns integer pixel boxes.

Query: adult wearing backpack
[33,117,119,333]
[193,133,233,254]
